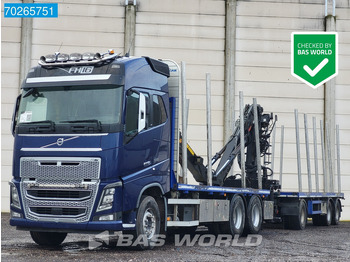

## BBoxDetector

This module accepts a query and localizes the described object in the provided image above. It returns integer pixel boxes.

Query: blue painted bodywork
[307,200,323,215]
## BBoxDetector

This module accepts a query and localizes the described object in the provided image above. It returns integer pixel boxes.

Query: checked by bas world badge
[291,32,338,89]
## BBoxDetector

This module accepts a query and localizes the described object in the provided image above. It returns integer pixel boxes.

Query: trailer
[9,50,344,249]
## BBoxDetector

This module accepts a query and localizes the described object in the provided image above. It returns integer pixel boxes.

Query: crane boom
[179,103,277,189]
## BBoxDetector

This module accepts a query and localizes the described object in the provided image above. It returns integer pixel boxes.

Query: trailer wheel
[245,195,263,234]
[331,199,341,225]
[312,199,332,226]
[133,196,161,250]
[30,231,67,247]
[289,199,307,230]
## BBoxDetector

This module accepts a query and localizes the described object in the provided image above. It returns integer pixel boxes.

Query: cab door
[122,89,148,175]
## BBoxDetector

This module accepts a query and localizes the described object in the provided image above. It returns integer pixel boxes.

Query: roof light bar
[38,49,118,67]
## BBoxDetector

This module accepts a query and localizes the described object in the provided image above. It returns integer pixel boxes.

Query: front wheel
[30,231,67,247]
[132,196,161,250]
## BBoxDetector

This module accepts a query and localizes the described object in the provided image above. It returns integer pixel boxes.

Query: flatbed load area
[166,62,345,235]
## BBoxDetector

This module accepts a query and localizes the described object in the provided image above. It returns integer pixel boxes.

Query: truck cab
[10,51,172,247]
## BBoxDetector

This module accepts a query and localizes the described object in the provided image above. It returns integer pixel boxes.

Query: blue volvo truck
[10,50,344,249]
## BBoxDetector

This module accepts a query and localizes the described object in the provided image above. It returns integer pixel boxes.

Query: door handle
[143,161,151,167]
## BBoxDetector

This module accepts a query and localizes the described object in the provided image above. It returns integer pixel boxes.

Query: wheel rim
[143,208,156,239]
[251,203,260,228]
[233,203,244,229]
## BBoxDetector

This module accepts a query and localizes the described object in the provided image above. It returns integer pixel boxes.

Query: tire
[133,196,161,250]
[225,195,246,236]
[289,199,307,230]
[219,195,246,236]
[30,231,67,247]
[331,199,341,225]
[312,200,332,226]
[244,195,263,234]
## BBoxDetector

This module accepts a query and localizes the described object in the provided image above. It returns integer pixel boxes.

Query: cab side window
[125,91,139,136]
[150,95,167,127]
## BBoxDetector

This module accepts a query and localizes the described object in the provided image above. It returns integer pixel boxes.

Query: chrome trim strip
[18,133,109,137]
[21,148,102,152]
[26,74,111,83]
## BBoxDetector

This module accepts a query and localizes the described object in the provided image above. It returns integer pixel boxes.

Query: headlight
[97,187,115,212]
[10,183,21,210]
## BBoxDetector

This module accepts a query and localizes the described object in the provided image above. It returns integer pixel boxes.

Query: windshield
[16,85,123,133]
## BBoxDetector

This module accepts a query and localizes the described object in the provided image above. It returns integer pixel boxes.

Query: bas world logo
[291,32,338,89]
[88,232,263,250]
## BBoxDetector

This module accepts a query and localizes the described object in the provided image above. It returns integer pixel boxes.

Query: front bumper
[10,217,125,232]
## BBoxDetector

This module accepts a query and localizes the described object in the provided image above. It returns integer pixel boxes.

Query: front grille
[27,189,91,200]
[20,157,100,181]
[30,207,86,217]
[20,157,100,223]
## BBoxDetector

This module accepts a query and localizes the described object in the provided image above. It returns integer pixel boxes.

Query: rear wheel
[30,231,67,247]
[244,195,263,234]
[221,194,246,236]
[331,199,341,225]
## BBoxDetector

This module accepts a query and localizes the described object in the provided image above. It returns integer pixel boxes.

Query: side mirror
[138,92,146,132]
[11,94,21,136]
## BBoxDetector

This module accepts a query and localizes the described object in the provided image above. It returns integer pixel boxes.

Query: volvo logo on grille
[57,138,64,146]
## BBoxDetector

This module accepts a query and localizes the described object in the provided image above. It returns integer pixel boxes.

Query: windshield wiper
[60,119,100,124]
[21,120,55,125]
[20,120,55,132]
[60,119,102,132]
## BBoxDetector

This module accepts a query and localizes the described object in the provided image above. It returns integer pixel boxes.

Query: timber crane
[180,103,278,190]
